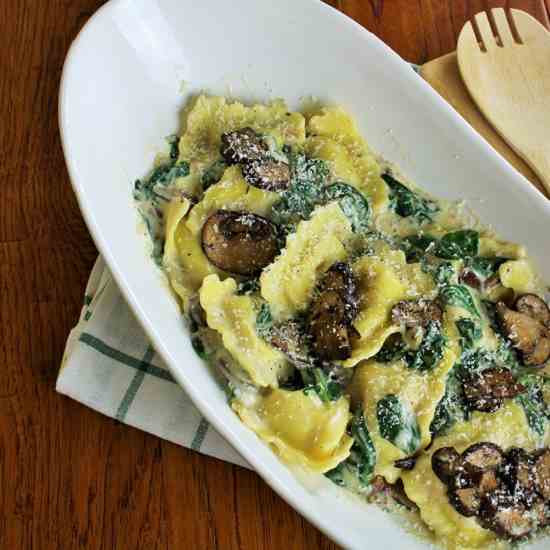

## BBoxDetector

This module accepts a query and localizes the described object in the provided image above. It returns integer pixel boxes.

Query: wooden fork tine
[474,11,497,51]
[491,8,516,46]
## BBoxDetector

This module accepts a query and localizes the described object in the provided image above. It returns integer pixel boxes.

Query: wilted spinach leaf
[302,368,342,402]
[134,160,190,203]
[323,182,370,233]
[516,374,549,437]
[237,278,260,295]
[382,173,439,224]
[465,256,507,279]
[435,230,479,260]
[374,333,408,363]
[272,153,329,225]
[191,335,207,360]
[440,285,480,318]
[401,234,437,262]
[256,303,273,338]
[456,318,482,349]
[377,395,421,454]
[405,321,446,372]
[201,159,227,190]
[350,410,377,484]
[430,365,467,437]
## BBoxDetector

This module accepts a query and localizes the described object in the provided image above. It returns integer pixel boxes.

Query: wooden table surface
[2,1,549,548]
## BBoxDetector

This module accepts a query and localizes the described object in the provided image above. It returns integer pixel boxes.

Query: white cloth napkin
[57,256,249,469]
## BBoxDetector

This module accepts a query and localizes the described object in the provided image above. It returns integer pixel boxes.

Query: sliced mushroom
[391,299,442,328]
[490,504,534,540]
[532,498,550,527]
[270,321,313,369]
[320,262,359,323]
[515,294,550,328]
[449,487,481,517]
[459,269,482,290]
[534,449,550,500]
[394,457,416,471]
[461,442,504,473]
[503,448,536,505]
[241,158,290,192]
[309,300,352,361]
[388,479,419,512]
[463,368,524,413]
[432,447,460,484]
[202,210,279,276]
[477,470,500,496]
[309,263,358,361]
[496,302,545,355]
[220,127,268,165]
[524,337,550,366]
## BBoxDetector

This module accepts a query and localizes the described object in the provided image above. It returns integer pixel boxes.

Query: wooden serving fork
[457,8,550,196]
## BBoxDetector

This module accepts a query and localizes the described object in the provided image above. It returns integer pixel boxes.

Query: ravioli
[199,275,291,387]
[233,389,353,472]
[402,402,545,549]
[260,203,353,320]
[134,94,550,550]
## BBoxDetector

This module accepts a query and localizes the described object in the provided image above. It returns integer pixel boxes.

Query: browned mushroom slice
[391,299,443,328]
[531,498,550,528]
[389,479,419,511]
[241,158,290,192]
[477,470,499,495]
[432,447,460,484]
[496,302,544,355]
[202,210,279,276]
[308,263,359,361]
[515,294,550,328]
[463,368,524,413]
[524,336,550,366]
[459,269,482,290]
[220,127,268,165]
[270,321,313,369]
[320,262,358,323]
[503,448,536,505]
[462,442,504,473]
[310,305,352,361]
[394,457,416,470]
[449,487,481,517]
[490,504,534,540]
[534,449,550,500]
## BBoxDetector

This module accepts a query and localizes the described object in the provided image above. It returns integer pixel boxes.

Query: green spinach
[401,234,437,262]
[350,410,377,485]
[302,368,342,402]
[377,395,421,454]
[456,318,482,349]
[465,256,507,279]
[272,153,330,226]
[430,365,467,437]
[201,159,227,190]
[405,321,446,372]
[256,303,273,338]
[382,173,439,224]
[435,230,479,260]
[374,333,408,363]
[516,374,549,437]
[440,284,480,318]
[323,182,370,233]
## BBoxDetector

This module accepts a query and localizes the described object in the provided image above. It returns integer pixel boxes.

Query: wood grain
[1,1,548,549]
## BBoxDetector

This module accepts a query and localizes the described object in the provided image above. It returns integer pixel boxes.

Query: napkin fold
[57,257,249,469]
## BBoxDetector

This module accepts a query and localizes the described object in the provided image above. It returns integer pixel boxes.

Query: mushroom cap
[201,210,279,276]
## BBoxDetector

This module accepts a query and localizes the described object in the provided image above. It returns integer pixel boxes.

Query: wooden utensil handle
[526,151,550,196]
